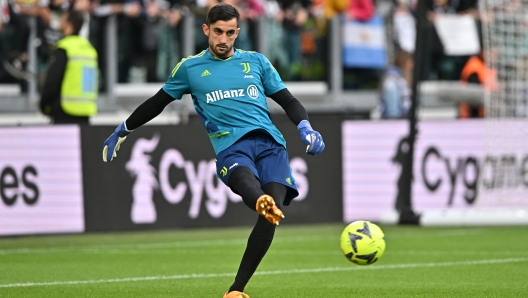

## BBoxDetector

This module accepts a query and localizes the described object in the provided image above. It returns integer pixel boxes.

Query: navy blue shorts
[216,132,299,206]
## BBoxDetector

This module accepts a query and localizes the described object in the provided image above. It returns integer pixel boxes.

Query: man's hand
[102,122,131,162]
[298,120,325,155]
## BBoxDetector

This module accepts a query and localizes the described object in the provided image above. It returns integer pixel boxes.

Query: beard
[209,42,233,59]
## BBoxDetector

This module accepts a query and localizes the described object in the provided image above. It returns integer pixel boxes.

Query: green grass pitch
[1,223,527,297]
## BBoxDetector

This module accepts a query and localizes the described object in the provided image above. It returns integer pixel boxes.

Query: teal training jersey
[162,49,287,155]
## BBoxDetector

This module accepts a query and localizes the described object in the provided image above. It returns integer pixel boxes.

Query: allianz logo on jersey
[206,84,259,103]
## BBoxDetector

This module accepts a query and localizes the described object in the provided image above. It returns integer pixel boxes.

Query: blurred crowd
[0,0,342,89]
[380,0,485,119]
[0,0,487,105]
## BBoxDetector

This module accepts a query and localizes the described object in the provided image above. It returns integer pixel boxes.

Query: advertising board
[0,126,84,235]
[343,119,528,225]
[82,115,343,231]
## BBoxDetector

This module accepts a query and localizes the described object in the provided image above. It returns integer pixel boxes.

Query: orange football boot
[223,291,250,298]
[255,195,284,225]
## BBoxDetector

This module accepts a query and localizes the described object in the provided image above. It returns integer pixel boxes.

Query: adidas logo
[201,70,211,77]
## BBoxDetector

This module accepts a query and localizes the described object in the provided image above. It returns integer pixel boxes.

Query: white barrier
[420,209,528,226]
[0,84,21,96]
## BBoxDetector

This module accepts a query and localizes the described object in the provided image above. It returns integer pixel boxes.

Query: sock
[226,173,287,293]
[228,216,276,292]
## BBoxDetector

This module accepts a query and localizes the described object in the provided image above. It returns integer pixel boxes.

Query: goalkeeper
[102,3,324,298]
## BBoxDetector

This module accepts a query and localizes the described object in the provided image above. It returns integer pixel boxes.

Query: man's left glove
[102,122,131,162]
[298,120,325,155]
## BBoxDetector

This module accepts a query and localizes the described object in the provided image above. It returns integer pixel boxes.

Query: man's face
[202,18,239,59]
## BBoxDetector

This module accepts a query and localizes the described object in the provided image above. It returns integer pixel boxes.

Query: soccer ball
[340,221,386,265]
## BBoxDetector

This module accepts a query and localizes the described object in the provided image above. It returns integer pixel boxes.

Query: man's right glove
[298,120,325,155]
[102,122,131,162]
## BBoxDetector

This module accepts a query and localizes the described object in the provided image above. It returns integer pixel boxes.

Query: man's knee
[228,166,264,209]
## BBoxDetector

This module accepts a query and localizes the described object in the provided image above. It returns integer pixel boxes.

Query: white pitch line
[0,258,526,288]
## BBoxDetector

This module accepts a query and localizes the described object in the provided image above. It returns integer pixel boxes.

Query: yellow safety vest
[56,35,98,116]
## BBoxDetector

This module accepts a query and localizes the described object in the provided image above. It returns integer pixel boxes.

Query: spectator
[261,0,288,74]
[379,50,413,119]
[423,0,479,81]
[2,0,34,83]
[0,0,8,77]
[459,49,496,118]
[114,0,161,83]
[72,0,93,40]
[321,0,348,19]
[37,0,72,62]
[39,10,98,124]
[155,0,183,81]
[223,0,260,51]
[460,50,496,90]
[347,0,375,21]
[189,0,217,54]
[279,0,310,80]
[90,0,141,89]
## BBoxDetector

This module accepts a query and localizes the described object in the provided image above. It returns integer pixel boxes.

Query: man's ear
[202,24,209,37]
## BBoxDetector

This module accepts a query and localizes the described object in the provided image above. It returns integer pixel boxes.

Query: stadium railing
[0,14,485,125]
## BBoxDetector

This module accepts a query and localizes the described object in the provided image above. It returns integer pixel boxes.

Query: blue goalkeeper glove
[102,122,131,162]
[298,120,325,155]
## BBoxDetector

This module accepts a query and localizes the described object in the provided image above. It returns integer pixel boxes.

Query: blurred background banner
[434,14,480,56]
[342,14,386,69]
[0,125,84,236]
[81,114,343,232]
[343,119,528,225]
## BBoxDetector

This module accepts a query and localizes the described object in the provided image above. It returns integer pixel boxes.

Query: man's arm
[103,53,190,162]
[269,88,308,125]
[269,88,325,155]
[40,48,67,114]
[102,88,174,162]
[125,88,174,130]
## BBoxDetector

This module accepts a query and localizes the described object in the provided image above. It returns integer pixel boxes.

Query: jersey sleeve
[162,58,191,99]
[260,54,286,96]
